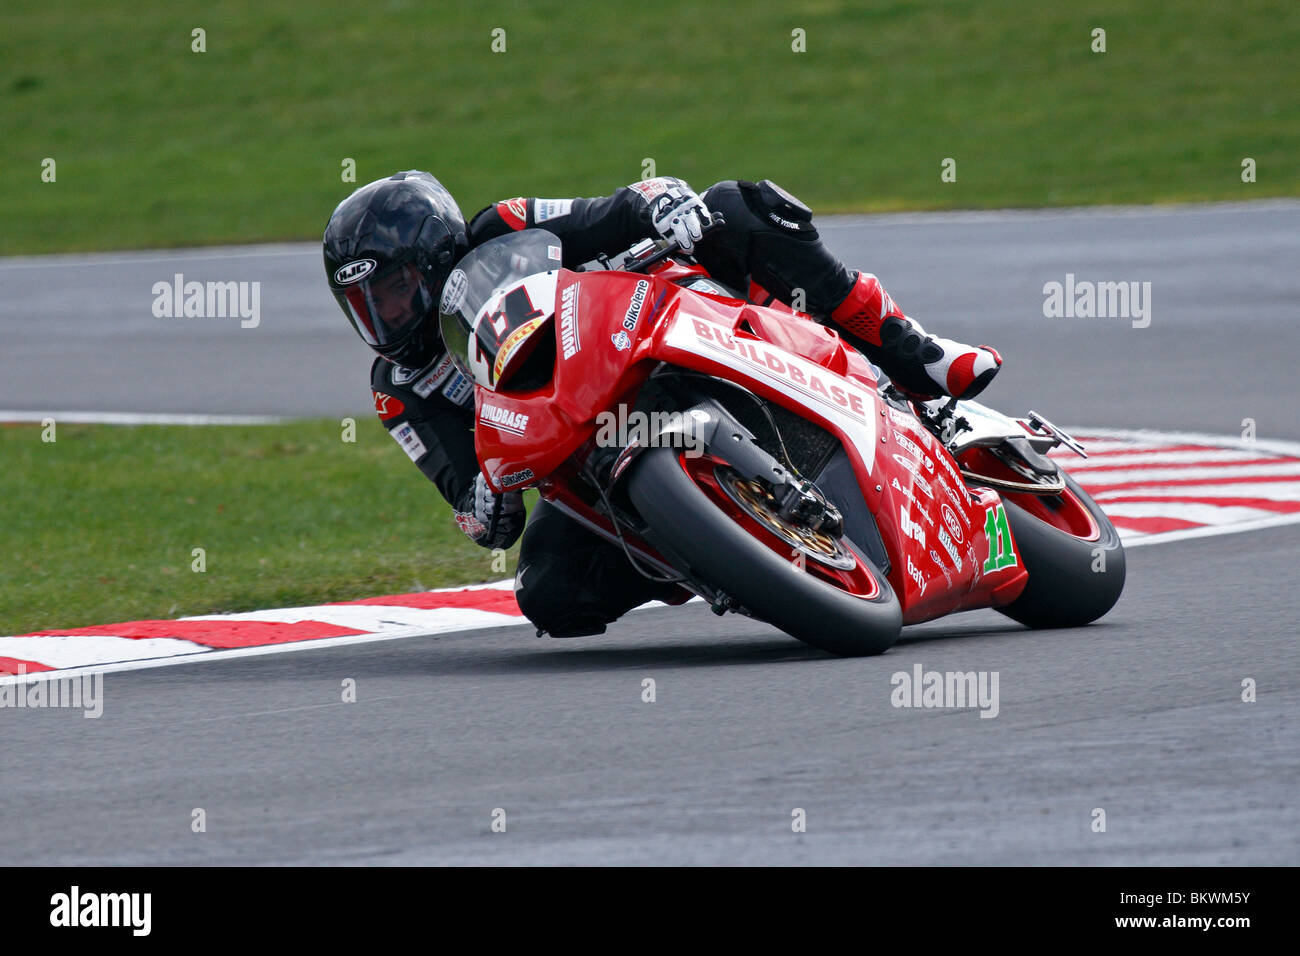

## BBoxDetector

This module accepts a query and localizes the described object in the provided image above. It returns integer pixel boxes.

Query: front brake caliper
[777,477,844,536]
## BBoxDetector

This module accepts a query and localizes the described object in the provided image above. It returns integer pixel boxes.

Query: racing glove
[454,472,526,550]
[635,177,713,253]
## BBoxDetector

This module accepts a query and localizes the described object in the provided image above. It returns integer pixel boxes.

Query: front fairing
[474,269,670,490]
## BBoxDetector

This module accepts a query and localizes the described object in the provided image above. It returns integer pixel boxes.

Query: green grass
[2,0,1296,254]
[0,421,523,635]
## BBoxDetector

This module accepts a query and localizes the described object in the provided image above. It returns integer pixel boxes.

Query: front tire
[997,470,1126,628]
[626,447,902,656]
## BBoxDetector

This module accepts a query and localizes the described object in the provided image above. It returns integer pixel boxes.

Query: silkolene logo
[334,259,376,284]
[623,279,650,331]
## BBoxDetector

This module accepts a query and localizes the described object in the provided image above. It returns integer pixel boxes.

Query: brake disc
[716,468,858,570]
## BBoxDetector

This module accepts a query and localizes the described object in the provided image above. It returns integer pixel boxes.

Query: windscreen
[438,230,563,388]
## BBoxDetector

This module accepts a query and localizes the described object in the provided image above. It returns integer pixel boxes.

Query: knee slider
[514,550,612,637]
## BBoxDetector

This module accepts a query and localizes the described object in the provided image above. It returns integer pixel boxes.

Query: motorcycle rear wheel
[996,470,1126,628]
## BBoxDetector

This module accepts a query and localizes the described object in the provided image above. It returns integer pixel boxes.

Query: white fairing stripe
[664,312,876,472]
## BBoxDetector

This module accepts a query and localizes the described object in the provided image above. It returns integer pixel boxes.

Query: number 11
[983,504,1016,573]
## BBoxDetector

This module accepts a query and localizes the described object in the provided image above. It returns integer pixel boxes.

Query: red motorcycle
[438,224,1125,656]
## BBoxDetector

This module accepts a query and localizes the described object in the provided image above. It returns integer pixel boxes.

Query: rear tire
[626,447,902,656]
[997,471,1126,628]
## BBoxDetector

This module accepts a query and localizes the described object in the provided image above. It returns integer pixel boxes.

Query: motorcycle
[437,221,1125,656]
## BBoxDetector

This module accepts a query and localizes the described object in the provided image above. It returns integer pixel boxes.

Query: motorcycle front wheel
[626,447,902,657]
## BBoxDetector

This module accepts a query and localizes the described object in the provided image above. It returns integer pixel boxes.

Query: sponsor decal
[935,474,970,523]
[937,526,964,573]
[455,510,487,538]
[941,503,964,544]
[559,284,581,359]
[440,268,468,314]
[768,212,801,230]
[442,370,473,406]
[412,354,456,397]
[891,454,934,497]
[929,548,954,587]
[893,430,933,471]
[623,279,650,331]
[479,403,530,436]
[886,406,913,427]
[534,199,573,223]
[899,505,926,548]
[629,178,670,202]
[611,330,631,351]
[496,198,528,230]
[334,259,376,285]
[689,319,870,422]
[548,245,561,261]
[685,278,730,296]
[372,390,405,420]
[500,468,535,487]
[886,405,934,450]
[493,317,546,379]
[391,422,427,462]
[890,476,934,524]
[907,554,927,596]
[638,287,668,330]
[933,450,971,514]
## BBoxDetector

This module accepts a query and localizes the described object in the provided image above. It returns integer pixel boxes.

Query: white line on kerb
[2,428,1295,682]
[1069,426,1300,460]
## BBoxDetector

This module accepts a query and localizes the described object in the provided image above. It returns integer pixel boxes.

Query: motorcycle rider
[323,170,1002,637]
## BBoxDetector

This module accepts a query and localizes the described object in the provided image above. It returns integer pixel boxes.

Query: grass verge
[1,420,520,634]
[2,0,1296,254]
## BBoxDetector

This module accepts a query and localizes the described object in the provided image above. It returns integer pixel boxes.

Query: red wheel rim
[679,453,881,599]
[961,448,1100,541]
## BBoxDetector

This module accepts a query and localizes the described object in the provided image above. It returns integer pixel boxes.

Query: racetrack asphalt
[2,201,1296,865]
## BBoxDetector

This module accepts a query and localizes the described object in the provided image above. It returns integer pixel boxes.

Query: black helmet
[324,170,469,368]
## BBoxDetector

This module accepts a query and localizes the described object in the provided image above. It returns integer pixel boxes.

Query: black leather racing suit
[369,178,861,637]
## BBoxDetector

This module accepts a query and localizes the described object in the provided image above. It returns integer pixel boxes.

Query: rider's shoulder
[370,355,399,389]
[371,355,423,396]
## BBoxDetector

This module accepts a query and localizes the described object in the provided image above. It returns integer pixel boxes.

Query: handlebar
[621,214,727,274]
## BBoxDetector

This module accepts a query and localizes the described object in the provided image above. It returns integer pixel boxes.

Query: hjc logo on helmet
[334,259,377,284]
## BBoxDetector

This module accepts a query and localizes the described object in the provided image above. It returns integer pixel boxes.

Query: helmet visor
[334,263,435,348]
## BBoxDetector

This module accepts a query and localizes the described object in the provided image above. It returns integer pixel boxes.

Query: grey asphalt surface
[3,199,1298,437]
[2,201,1297,865]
